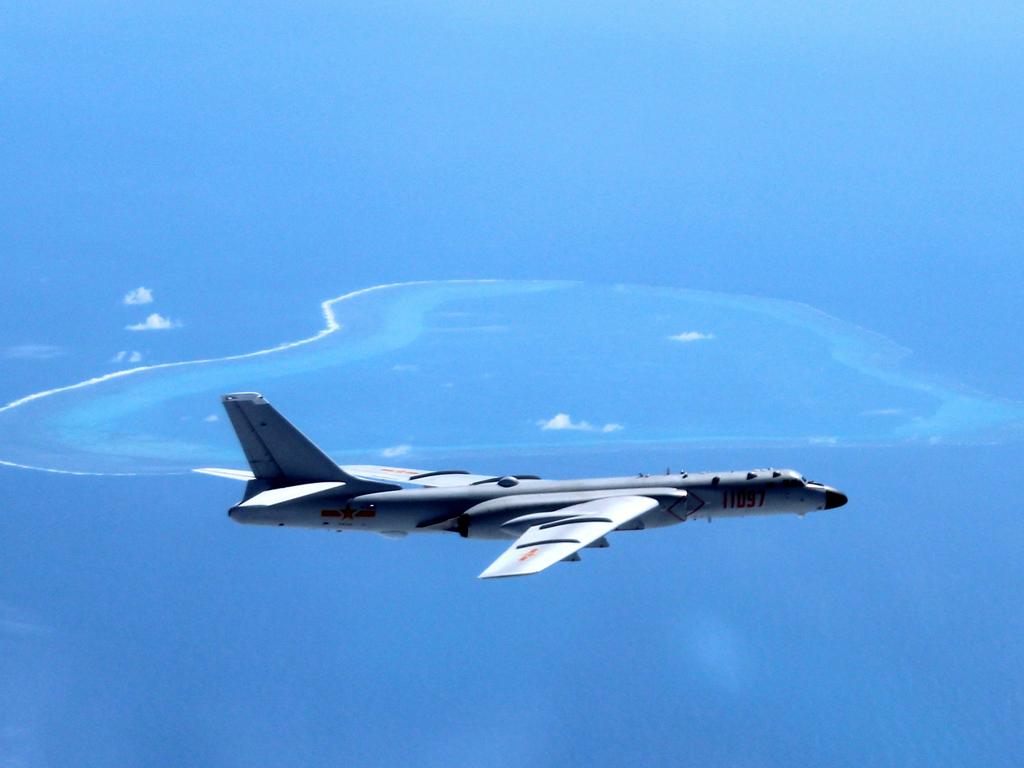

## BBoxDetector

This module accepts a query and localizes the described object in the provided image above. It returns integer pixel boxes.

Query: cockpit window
[782,478,804,487]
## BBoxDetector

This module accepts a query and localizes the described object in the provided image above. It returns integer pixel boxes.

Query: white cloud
[538,413,623,433]
[204,414,219,422]
[391,364,418,372]
[380,444,411,458]
[112,350,143,363]
[539,413,592,431]
[3,344,63,359]
[669,331,714,343]
[126,313,179,331]
[123,286,154,305]
[808,436,839,445]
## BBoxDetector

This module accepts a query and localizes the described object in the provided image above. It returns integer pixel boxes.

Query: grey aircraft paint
[198,393,847,578]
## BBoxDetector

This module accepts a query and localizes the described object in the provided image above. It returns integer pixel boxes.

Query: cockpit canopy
[772,469,806,487]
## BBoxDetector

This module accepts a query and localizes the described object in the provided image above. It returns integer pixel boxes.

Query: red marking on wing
[518,548,540,563]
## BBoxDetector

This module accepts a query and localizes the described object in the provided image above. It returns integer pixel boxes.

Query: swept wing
[478,495,659,579]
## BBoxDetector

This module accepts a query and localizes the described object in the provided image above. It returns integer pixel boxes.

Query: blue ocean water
[3,281,1021,475]
[2,3,1023,766]
[2,444,1021,767]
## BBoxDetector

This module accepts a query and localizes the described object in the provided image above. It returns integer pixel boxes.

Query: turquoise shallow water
[2,280,1023,474]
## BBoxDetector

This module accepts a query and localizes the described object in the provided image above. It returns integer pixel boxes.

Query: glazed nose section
[824,489,848,509]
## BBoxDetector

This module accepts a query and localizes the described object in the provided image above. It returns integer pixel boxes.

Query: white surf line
[0,458,148,477]
[0,279,499,474]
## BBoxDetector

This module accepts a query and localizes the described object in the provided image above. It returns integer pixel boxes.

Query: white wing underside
[478,495,660,579]
[193,467,256,481]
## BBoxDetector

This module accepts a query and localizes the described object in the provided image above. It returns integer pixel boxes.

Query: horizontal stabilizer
[193,467,256,481]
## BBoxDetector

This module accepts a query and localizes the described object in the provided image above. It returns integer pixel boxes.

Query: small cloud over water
[123,286,154,305]
[538,413,623,433]
[381,444,411,458]
[126,313,179,331]
[669,331,714,343]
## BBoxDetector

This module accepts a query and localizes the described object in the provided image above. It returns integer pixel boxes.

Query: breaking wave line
[0,280,498,474]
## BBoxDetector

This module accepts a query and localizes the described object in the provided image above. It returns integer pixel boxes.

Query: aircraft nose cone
[824,489,848,509]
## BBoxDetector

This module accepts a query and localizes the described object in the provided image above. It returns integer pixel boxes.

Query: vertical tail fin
[221,393,392,492]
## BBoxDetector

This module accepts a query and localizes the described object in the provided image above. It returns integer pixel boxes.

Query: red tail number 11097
[723,490,765,509]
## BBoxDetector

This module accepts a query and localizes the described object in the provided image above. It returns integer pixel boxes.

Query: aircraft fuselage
[228,468,847,539]
[207,393,849,578]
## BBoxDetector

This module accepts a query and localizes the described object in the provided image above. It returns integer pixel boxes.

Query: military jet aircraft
[196,393,848,579]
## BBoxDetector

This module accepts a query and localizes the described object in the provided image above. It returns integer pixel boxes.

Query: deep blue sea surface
[2,4,1022,766]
